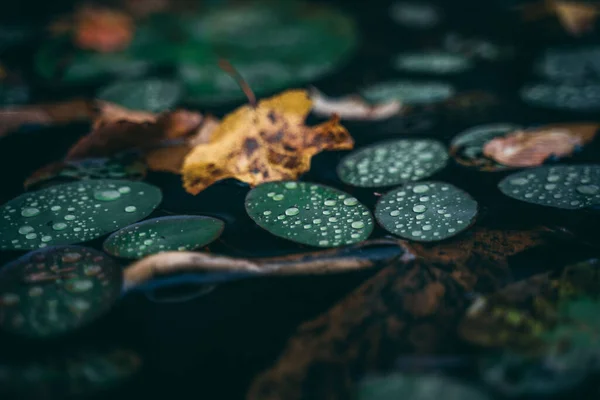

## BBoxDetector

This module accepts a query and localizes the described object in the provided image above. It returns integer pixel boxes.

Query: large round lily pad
[245,181,373,248]
[0,347,141,399]
[0,179,162,250]
[0,246,122,338]
[375,181,478,241]
[521,82,600,111]
[103,215,224,259]
[393,51,473,74]
[97,79,183,112]
[361,80,455,105]
[450,123,522,171]
[498,165,600,210]
[357,373,491,400]
[337,139,448,188]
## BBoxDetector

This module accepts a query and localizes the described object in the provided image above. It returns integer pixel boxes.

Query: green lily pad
[0,180,162,250]
[450,123,522,171]
[375,181,478,241]
[534,47,600,82]
[361,81,455,105]
[97,79,183,112]
[389,2,441,29]
[357,373,491,400]
[103,215,224,259]
[498,165,600,210]
[521,82,600,111]
[245,181,373,248]
[0,246,122,338]
[0,347,141,398]
[24,157,147,190]
[393,51,473,74]
[337,139,448,188]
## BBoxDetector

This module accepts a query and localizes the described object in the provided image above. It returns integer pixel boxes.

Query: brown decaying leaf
[309,87,403,121]
[0,100,95,138]
[518,0,599,36]
[145,115,220,174]
[65,101,203,161]
[247,228,551,400]
[73,6,134,53]
[482,123,598,167]
[123,238,411,291]
[182,89,354,195]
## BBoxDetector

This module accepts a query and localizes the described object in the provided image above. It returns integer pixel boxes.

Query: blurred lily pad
[375,181,478,241]
[535,47,600,82]
[337,139,448,188]
[361,81,455,105]
[393,52,473,74]
[521,82,600,111]
[389,2,441,29]
[0,179,162,250]
[97,79,183,112]
[498,165,600,210]
[245,181,373,248]
[103,215,224,259]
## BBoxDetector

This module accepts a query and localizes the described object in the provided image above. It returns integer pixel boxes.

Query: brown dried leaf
[518,0,599,36]
[482,123,598,167]
[66,102,203,161]
[73,6,134,53]
[182,89,353,195]
[309,87,403,121]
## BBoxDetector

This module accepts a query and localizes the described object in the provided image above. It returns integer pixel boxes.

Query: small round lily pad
[337,139,448,188]
[361,80,455,105]
[0,347,141,398]
[245,181,373,248]
[358,373,491,400]
[521,82,600,111]
[534,47,600,82]
[498,165,600,210]
[97,79,183,112]
[450,123,522,171]
[103,215,224,259]
[0,246,122,338]
[389,2,441,29]
[393,51,473,74]
[375,181,478,242]
[0,179,162,250]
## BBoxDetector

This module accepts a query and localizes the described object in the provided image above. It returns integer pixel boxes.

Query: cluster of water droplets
[376,182,478,241]
[0,180,161,250]
[499,165,600,210]
[394,52,472,74]
[521,83,600,111]
[338,139,448,187]
[246,181,373,247]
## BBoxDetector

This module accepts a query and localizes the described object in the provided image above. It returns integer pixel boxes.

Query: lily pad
[0,179,162,250]
[375,181,478,241]
[393,52,473,74]
[337,139,448,188]
[0,347,141,399]
[498,165,600,210]
[450,123,522,171]
[245,181,373,248]
[361,80,455,105]
[0,246,122,338]
[24,157,147,190]
[534,47,600,82]
[389,2,441,29]
[357,373,491,400]
[103,215,224,259]
[97,79,183,112]
[521,82,600,111]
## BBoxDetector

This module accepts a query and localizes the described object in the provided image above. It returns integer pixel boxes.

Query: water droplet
[324,200,336,206]
[413,185,429,193]
[273,194,284,201]
[41,236,52,243]
[277,215,285,220]
[351,221,365,229]
[25,233,37,240]
[422,225,432,231]
[50,206,61,212]
[319,240,329,246]
[419,196,430,202]
[313,219,322,224]
[303,224,312,229]
[570,200,581,206]
[343,198,358,206]
[285,207,299,216]
[263,210,272,216]
[21,207,40,217]
[18,226,34,235]
[411,230,422,236]
[125,206,137,213]
[64,215,76,221]
[94,190,121,201]
[118,186,131,194]
[547,175,560,182]
[52,223,67,231]
[329,217,338,222]
[284,182,298,189]
[576,184,600,195]
[413,205,427,213]
[143,239,153,245]
[390,210,400,217]
[544,184,557,190]
[267,192,275,197]
[509,178,528,186]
